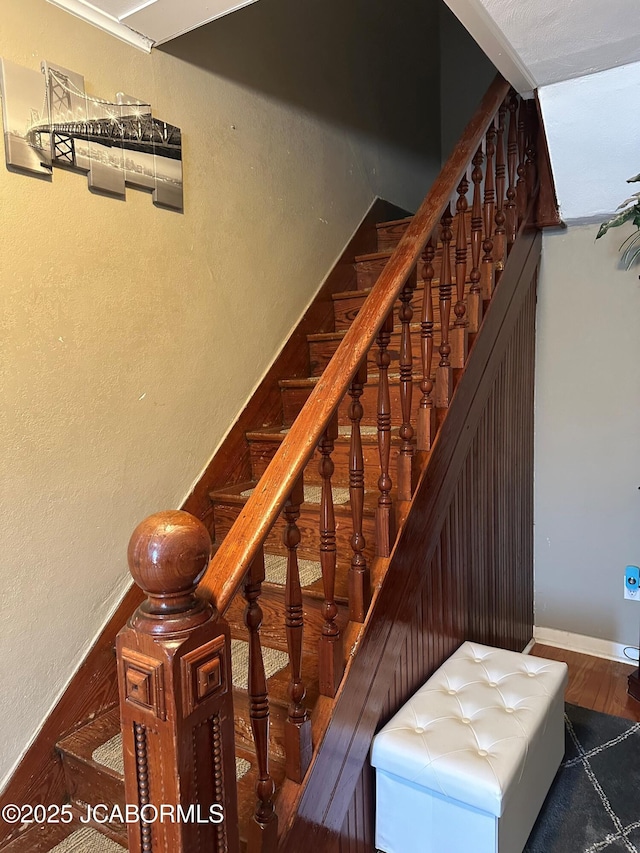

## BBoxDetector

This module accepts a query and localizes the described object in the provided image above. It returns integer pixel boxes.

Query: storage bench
[371,641,568,853]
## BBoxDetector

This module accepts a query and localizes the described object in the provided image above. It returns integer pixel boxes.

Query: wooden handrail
[280,220,542,851]
[198,74,511,615]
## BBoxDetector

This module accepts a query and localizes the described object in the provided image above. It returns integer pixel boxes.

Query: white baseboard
[533,626,639,665]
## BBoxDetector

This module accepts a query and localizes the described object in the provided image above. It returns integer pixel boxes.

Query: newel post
[116,511,240,853]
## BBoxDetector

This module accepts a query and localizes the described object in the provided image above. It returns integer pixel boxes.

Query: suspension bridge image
[0,56,183,210]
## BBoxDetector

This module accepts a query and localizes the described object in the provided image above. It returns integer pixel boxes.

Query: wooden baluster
[525,100,538,198]
[283,476,312,783]
[516,97,528,222]
[506,93,519,249]
[451,177,469,369]
[468,146,484,334]
[398,267,417,501]
[494,103,507,283]
[375,311,396,557]
[482,121,496,301]
[318,413,344,697]
[435,204,454,408]
[348,362,371,623]
[117,511,240,853]
[244,547,278,853]
[417,238,437,451]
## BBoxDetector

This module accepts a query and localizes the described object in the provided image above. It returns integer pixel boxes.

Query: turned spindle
[348,362,371,623]
[494,103,507,282]
[417,238,437,452]
[244,547,278,852]
[435,204,454,408]
[482,121,497,301]
[467,146,484,333]
[398,267,417,501]
[516,97,528,222]
[375,311,396,558]
[318,414,344,697]
[283,477,312,783]
[450,177,469,369]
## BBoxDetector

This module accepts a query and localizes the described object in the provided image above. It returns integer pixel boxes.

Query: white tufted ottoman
[371,641,568,853]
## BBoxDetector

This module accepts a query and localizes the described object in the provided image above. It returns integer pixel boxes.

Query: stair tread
[48,827,124,853]
[279,373,429,389]
[355,242,473,263]
[57,708,121,775]
[0,824,111,853]
[246,425,382,441]
[88,728,254,784]
[376,215,413,229]
[307,321,438,343]
[332,277,475,302]
[209,479,378,514]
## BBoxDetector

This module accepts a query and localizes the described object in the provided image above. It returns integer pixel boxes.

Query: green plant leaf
[596,205,637,239]
[627,173,640,183]
[616,193,640,209]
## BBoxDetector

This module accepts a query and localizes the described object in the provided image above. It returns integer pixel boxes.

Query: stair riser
[281,379,426,429]
[212,503,376,569]
[334,282,472,330]
[249,437,399,492]
[376,209,473,251]
[309,330,443,377]
[234,695,288,763]
[357,252,475,289]
[60,752,126,814]
[226,587,349,659]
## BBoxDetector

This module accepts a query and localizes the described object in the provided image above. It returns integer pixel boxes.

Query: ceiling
[444,0,640,91]
[46,0,260,51]
[48,0,640,85]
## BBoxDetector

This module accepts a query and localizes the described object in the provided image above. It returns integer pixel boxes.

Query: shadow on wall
[163,0,441,167]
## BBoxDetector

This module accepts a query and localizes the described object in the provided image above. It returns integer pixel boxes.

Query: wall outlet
[624,566,640,600]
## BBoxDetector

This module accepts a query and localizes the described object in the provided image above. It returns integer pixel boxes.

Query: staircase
[0,76,557,852]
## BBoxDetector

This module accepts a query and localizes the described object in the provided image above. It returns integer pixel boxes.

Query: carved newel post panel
[116,511,240,853]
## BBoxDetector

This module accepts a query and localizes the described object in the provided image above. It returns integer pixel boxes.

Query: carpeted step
[48,828,123,853]
[209,481,377,570]
[264,552,322,587]
[240,483,350,506]
[332,279,475,331]
[278,373,426,429]
[375,209,473,252]
[91,731,252,781]
[307,323,444,377]
[246,426,391,492]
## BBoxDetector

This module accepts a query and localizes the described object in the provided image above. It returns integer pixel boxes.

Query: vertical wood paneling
[335,261,538,853]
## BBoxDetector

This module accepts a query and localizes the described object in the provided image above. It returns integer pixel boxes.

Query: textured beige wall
[0,0,441,787]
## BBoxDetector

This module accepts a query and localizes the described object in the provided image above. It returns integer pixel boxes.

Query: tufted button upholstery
[371,641,568,819]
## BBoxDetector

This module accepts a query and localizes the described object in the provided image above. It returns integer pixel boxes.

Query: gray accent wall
[439,3,497,163]
[535,223,640,647]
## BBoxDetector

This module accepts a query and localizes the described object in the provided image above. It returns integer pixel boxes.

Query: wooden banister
[115,73,538,853]
[197,74,511,616]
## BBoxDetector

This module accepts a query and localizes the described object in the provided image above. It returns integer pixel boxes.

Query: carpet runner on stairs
[240,484,351,505]
[91,732,252,782]
[48,828,123,853]
[279,425,379,436]
[263,553,322,587]
[90,638,289,782]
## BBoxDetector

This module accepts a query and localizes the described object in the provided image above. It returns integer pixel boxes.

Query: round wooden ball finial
[128,510,212,620]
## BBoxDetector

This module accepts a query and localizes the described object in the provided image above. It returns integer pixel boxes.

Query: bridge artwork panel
[0,56,183,211]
